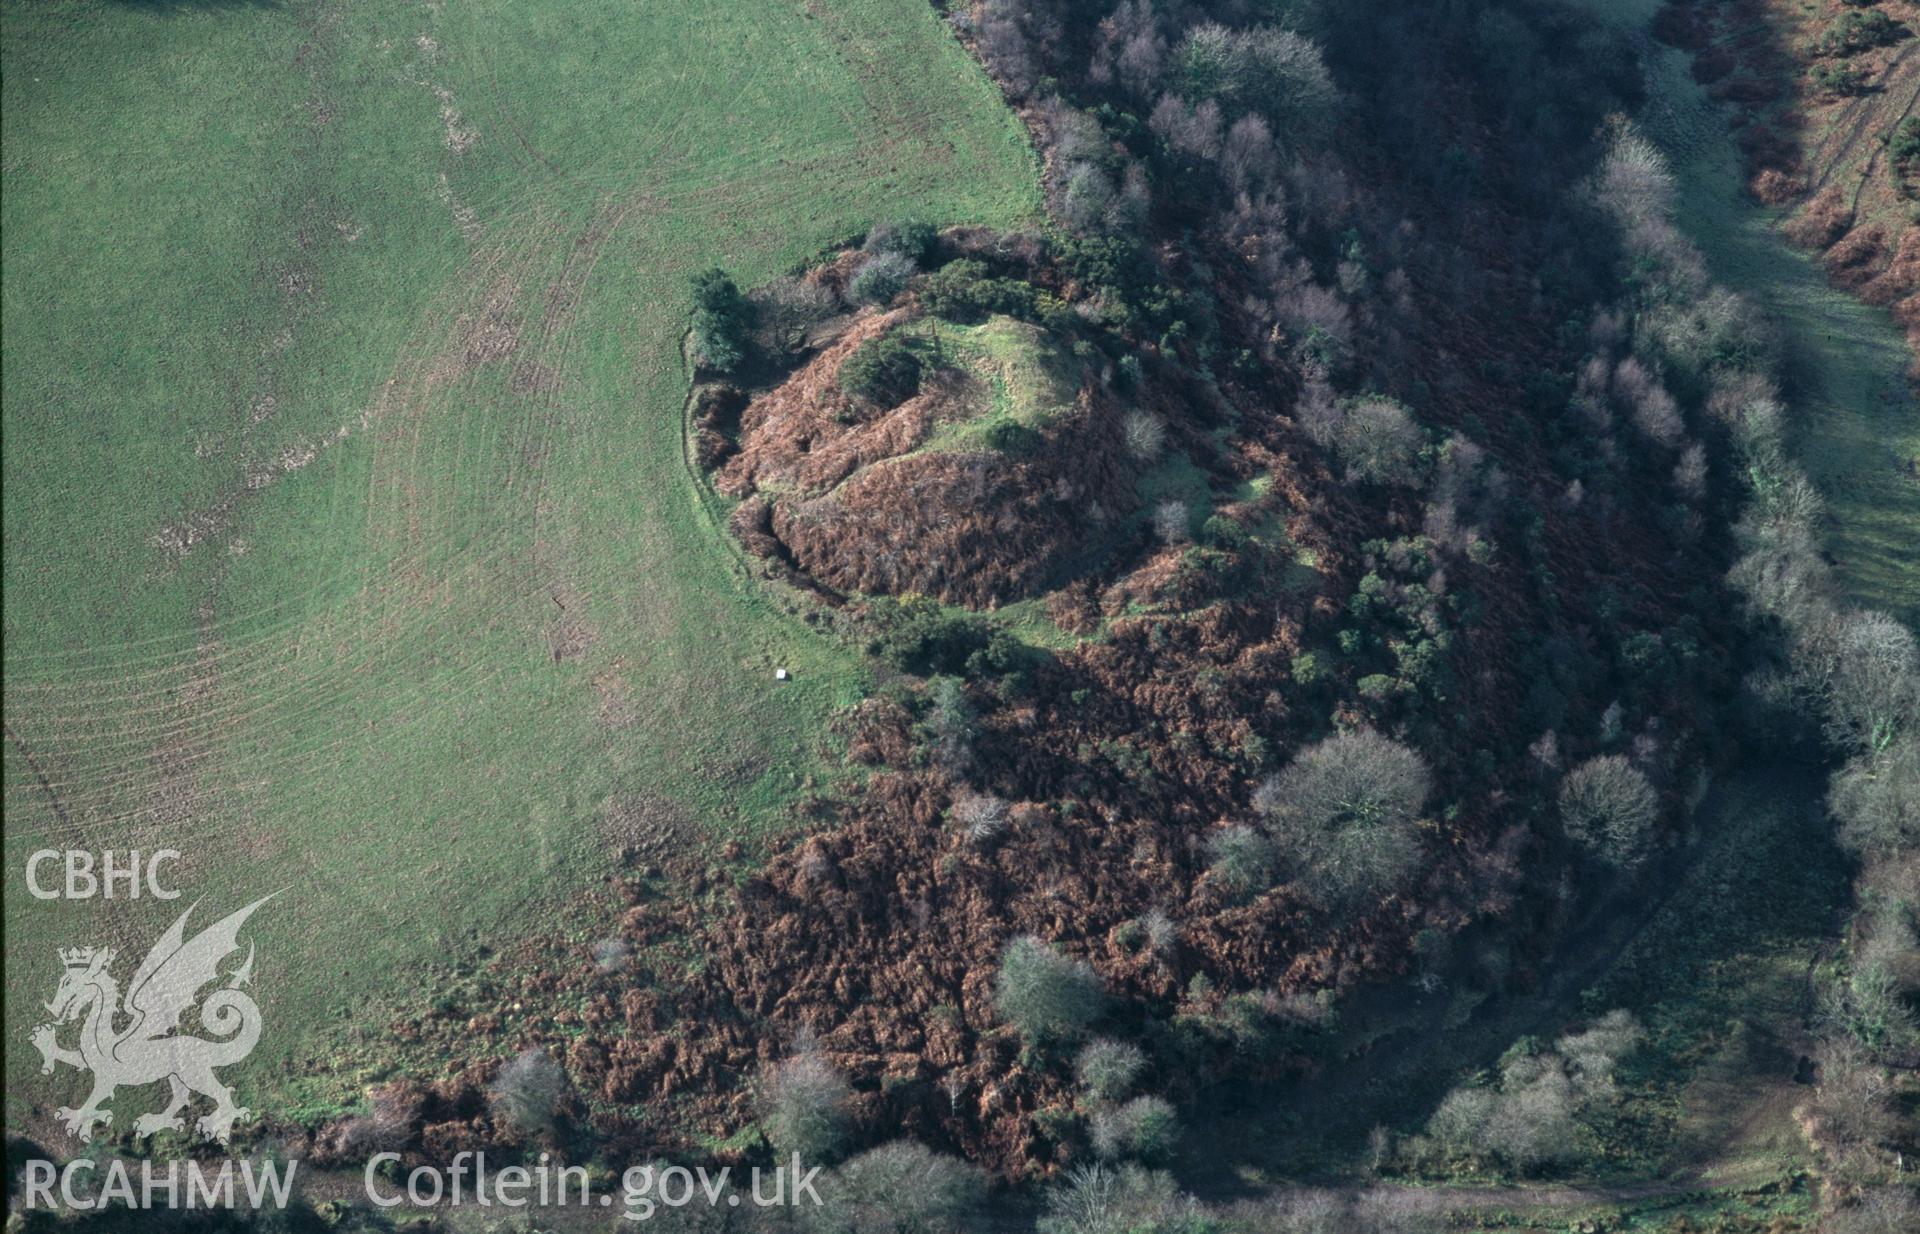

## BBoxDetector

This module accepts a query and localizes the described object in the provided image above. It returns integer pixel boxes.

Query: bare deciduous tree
[953,792,1011,844]
[1558,755,1660,870]
[997,935,1107,1043]
[1076,1038,1147,1103]
[1335,397,1423,487]
[490,1047,566,1136]
[1256,729,1431,907]
[1833,736,1920,866]
[1153,499,1191,545]
[1122,409,1166,461]
[810,1140,987,1234]
[1039,1164,1199,1234]
[1089,1095,1178,1162]
[761,1044,853,1162]
[1824,611,1918,754]
[849,252,916,306]
[1205,824,1276,898]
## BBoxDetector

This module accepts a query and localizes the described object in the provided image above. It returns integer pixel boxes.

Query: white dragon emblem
[28,895,273,1144]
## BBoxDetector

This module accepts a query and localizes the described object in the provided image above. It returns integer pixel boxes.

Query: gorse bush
[1558,755,1660,870]
[927,675,977,773]
[489,1047,566,1136]
[761,1046,853,1162]
[997,935,1107,1043]
[1821,9,1901,55]
[840,332,926,406]
[919,259,1041,323]
[863,218,937,266]
[1255,729,1431,908]
[868,594,995,676]
[689,267,752,374]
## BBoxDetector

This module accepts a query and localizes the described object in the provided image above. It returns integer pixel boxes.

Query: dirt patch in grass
[460,289,522,369]
[598,793,703,872]
[591,664,637,729]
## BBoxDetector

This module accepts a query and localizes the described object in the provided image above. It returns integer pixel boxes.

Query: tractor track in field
[4,717,73,834]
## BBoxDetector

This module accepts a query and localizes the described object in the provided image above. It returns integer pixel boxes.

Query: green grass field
[2,0,1038,1125]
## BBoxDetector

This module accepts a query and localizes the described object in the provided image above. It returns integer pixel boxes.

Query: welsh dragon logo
[28,895,272,1144]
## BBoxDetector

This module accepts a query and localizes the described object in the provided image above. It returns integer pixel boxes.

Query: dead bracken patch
[462,300,521,368]
[712,310,1137,609]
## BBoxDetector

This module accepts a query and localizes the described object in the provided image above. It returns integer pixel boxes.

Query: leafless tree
[1256,729,1431,908]
[1824,1187,1920,1234]
[1040,1164,1199,1234]
[1076,1038,1147,1102]
[1089,1095,1178,1162]
[1335,397,1423,486]
[593,937,632,973]
[1206,824,1276,897]
[490,1047,566,1136]
[998,935,1107,1042]
[1558,755,1660,870]
[1823,611,1918,754]
[1153,499,1191,545]
[1612,356,1684,447]
[1122,409,1166,461]
[849,252,916,306]
[1672,442,1707,500]
[1091,0,1167,99]
[809,1140,986,1234]
[953,792,1011,844]
[761,1044,853,1162]
[1809,1037,1897,1152]
[1831,736,1919,858]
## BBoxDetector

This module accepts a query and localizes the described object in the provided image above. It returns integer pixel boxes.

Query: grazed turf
[2,0,1037,1122]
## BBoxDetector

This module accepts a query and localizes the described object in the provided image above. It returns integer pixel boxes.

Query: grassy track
[1637,42,1920,623]
[2,0,1037,1123]
[1577,0,1919,620]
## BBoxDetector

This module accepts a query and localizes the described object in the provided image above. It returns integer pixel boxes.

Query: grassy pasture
[2,0,1037,1125]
